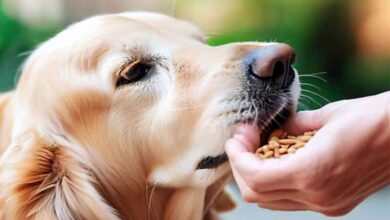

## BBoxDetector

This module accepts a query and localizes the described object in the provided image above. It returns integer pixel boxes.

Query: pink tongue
[234,123,261,148]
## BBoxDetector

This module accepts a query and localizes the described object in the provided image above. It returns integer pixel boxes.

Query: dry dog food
[255,129,316,159]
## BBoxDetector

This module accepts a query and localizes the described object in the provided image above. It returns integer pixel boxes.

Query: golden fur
[0,12,300,220]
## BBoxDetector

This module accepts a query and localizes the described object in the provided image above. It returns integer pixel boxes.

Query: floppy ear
[203,173,236,220]
[211,190,236,212]
[0,132,120,220]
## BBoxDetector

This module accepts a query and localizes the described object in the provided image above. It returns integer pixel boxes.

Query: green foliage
[0,4,60,91]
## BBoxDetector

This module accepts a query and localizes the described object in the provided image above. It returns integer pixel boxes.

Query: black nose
[247,43,296,87]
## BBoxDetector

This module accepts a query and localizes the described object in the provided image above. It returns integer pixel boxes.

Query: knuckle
[258,203,274,210]
[246,174,261,191]
[312,110,323,129]
[322,208,350,217]
[246,179,259,192]
[295,173,317,191]
[322,203,355,217]
[241,189,258,203]
[310,194,334,208]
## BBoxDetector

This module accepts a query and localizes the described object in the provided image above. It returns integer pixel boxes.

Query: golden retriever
[0,12,300,220]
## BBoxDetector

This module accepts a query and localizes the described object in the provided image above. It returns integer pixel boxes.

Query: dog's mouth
[259,106,292,145]
[195,105,292,170]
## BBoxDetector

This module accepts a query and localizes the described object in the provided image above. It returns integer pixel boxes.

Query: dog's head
[13,12,300,188]
[6,12,300,212]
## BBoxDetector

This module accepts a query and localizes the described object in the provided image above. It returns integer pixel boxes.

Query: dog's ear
[211,190,236,212]
[203,174,236,220]
[1,132,120,220]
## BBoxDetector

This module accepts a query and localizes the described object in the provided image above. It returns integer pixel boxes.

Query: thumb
[283,110,323,135]
[284,100,348,135]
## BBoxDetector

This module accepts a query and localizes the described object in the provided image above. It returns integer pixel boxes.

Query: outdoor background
[0,0,389,219]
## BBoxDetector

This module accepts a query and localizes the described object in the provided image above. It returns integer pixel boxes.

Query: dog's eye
[116,62,151,87]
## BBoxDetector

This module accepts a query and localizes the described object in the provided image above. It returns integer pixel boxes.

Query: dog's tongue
[234,123,261,151]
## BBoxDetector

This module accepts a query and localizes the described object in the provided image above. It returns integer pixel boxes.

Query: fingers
[230,164,262,203]
[232,163,309,205]
[258,199,308,211]
[283,110,323,135]
[226,135,301,191]
[253,189,306,203]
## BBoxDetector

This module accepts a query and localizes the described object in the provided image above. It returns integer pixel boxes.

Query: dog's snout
[247,43,296,88]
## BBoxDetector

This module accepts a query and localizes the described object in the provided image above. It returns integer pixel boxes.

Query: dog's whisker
[298,100,309,105]
[299,71,327,77]
[237,98,245,117]
[253,103,259,127]
[234,95,247,122]
[297,101,311,110]
[247,101,254,125]
[299,96,313,105]
[275,110,288,121]
[301,89,330,104]
[259,118,271,133]
[300,93,323,107]
[147,181,158,220]
[300,82,321,91]
[299,75,328,83]
[266,111,282,130]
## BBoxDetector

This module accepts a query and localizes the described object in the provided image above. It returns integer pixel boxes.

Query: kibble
[255,129,316,159]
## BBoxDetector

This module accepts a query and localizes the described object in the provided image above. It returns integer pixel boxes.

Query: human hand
[225,92,390,216]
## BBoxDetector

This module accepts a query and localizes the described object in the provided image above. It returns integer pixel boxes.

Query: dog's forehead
[119,12,205,41]
[69,12,205,44]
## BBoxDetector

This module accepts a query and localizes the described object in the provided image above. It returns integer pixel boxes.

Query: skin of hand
[225,91,390,216]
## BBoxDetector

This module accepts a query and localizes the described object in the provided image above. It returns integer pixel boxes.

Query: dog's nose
[247,43,296,87]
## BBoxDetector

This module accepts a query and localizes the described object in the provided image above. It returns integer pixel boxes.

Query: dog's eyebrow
[77,43,110,73]
[123,45,169,70]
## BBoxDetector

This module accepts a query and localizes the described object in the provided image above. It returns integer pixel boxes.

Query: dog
[0,12,300,220]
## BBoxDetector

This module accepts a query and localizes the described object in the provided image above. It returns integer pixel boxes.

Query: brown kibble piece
[279,139,297,145]
[291,142,305,149]
[274,150,280,158]
[270,129,285,139]
[304,131,316,136]
[257,153,265,159]
[278,148,287,154]
[298,135,311,142]
[269,140,280,149]
[263,151,274,158]
[262,145,270,153]
[255,129,316,159]
[287,148,296,153]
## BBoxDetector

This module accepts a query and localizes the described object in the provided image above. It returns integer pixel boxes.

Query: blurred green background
[0,0,389,110]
